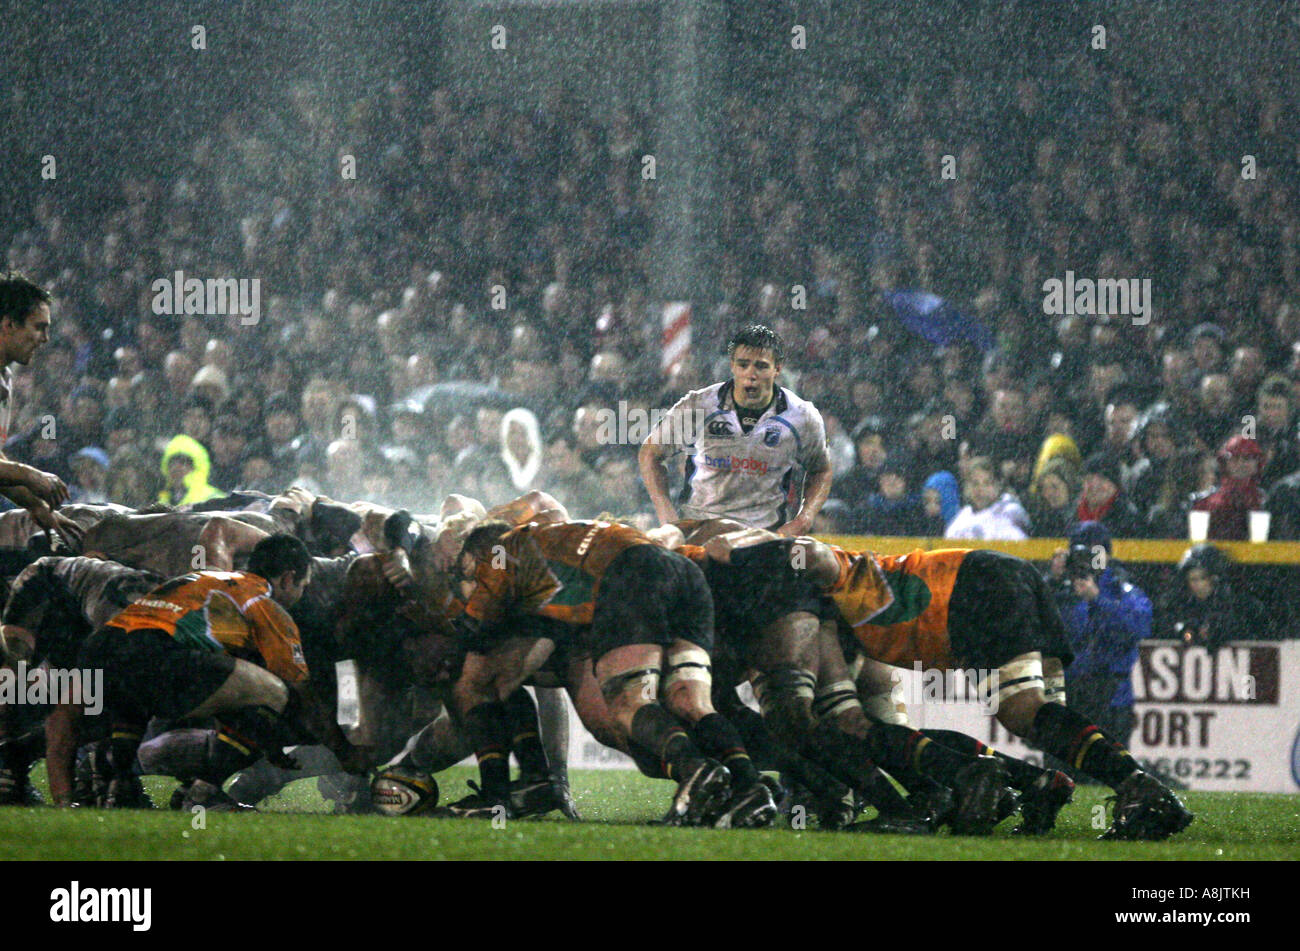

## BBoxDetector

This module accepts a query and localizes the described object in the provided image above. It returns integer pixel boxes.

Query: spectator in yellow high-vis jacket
[159,433,225,507]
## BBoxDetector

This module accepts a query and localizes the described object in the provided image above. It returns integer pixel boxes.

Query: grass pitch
[2,766,1296,860]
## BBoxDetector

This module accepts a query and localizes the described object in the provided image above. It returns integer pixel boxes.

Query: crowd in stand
[2,65,1298,579]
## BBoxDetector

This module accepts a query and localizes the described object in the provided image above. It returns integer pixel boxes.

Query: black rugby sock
[627,739,671,779]
[629,704,703,782]
[690,713,760,787]
[107,723,144,780]
[846,722,976,786]
[463,701,513,797]
[921,728,1048,791]
[1029,702,1138,789]
[199,724,261,786]
[503,689,550,781]
[722,702,784,772]
[0,726,45,763]
[803,721,882,788]
[920,728,990,757]
[801,724,913,815]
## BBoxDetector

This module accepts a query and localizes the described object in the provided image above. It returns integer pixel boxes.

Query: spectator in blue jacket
[1047,521,1152,761]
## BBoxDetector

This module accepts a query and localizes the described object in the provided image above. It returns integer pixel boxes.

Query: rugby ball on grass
[371,771,439,816]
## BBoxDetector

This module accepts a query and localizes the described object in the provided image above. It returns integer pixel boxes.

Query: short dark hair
[247,533,311,583]
[461,520,512,561]
[727,325,784,364]
[0,272,52,326]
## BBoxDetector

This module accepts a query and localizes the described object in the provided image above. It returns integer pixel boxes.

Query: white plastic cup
[1249,510,1270,543]
[1188,510,1210,542]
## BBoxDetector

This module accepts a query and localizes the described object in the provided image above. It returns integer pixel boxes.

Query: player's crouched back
[59,534,360,810]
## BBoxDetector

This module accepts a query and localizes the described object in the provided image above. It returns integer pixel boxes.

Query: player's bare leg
[448,636,556,816]
[749,612,819,749]
[804,620,1007,834]
[992,651,1192,840]
[532,686,579,819]
[657,639,777,828]
[564,656,629,754]
[595,642,731,826]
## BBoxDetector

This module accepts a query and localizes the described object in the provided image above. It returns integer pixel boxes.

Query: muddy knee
[753,666,816,746]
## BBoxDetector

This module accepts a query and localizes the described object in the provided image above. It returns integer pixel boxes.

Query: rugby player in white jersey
[639,324,832,535]
[638,326,848,823]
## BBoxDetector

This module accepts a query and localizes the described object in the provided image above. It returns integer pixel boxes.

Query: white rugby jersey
[648,381,830,529]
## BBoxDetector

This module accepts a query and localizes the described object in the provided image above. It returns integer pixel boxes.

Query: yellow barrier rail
[818,536,1300,565]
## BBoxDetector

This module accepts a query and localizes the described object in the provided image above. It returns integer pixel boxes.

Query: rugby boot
[0,741,35,806]
[712,780,779,829]
[659,759,731,827]
[548,775,582,821]
[437,781,513,820]
[180,779,256,813]
[1014,769,1075,835]
[815,784,862,831]
[509,777,567,819]
[104,775,156,810]
[1100,771,1193,841]
[907,776,957,831]
[948,758,1007,835]
[995,784,1022,826]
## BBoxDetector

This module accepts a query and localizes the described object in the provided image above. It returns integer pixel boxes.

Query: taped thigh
[1042,655,1067,704]
[753,666,816,717]
[980,651,1045,709]
[661,646,712,692]
[599,665,661,704]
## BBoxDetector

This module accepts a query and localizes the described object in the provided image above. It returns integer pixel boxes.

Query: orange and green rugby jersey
[108,571,309,684]
[829,547,970,670]
[436,502,574,620]
[466,521,654,626]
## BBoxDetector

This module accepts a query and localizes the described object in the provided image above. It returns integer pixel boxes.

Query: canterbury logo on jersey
[703,454,769,475]
[132,598,185,613]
